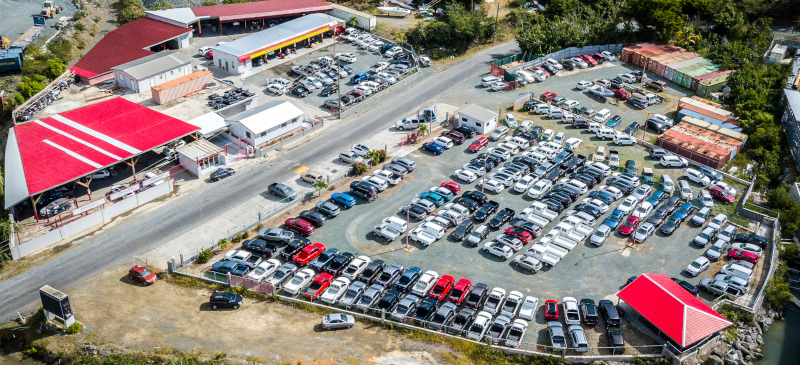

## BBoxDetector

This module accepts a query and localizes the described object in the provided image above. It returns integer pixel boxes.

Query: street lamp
[404,194,419,249]
[480,153,491,194]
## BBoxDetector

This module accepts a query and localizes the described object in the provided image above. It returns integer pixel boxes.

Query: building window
[261,131,266,137]
[246,131,251,138]
[170,70,174,75]
[281,121,288,128]
[476,122,482,127]
[462,117,468,123]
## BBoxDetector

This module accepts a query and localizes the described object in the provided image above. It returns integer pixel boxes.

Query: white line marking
[51,114,141,154]
[42,140,103,168]
[35,120,124,160]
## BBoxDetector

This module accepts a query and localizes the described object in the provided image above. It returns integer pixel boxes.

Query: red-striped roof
[191,0,332,22]
[70,17,192,78]
[11,98,199,197]
[618,274,732,348]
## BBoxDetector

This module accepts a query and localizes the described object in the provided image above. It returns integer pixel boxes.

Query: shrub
[256,223,263,230]
[196,249,214,264]
[781,243,799,267]
[73,11,86,21]
[231,235,242,243]
[65,322,82,334]
[352,162,369,175]
[217,238,228,250]
[74,22,85,32]
[240,231,250,239]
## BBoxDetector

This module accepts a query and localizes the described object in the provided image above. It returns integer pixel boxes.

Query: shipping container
[646,52,683,73]
[680,116,748,143]
[679,97,734,117]
[690,96,722,108]
[690,70,732,91]
[622,43,658,64]
[678,99,739,126]
[151,70,213,105]
[657,130,730,168]
[632,44,683,68]
[671,123,742,159]
[654,52,700,77]
[697,72,733,98]
[0,48,23,72]
[673,60,718,89]
[664,56,705,82]
[678,108,743,132]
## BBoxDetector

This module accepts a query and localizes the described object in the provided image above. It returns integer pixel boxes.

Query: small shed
[112,51,193,93]
[767,44,788,65]
[227,100,305,147]
[456,104,497,135]
[176,139,225,177]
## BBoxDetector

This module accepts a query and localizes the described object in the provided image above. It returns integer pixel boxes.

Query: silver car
[321,313,355,330]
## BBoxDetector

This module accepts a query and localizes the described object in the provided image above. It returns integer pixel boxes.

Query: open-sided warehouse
[656,129,731,168]
[326,4,376,30]
[697,72,733,98]
[690,69,734,92]
[212,14,342,75]
[678,103,743,132]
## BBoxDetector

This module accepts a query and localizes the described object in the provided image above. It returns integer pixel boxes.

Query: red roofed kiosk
[617,274,732,354]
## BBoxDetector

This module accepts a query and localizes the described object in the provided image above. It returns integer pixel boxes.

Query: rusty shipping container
[633,44,683,68]
[622,43,658,64]
[673,60,719,89]
[679,96,734,117]
[678,101,740,127]
[664,56,705,82]
[680,116,748,143]
[654,52,700,77]
[646,52,682,73]
[152,70,213,105]
[690,70,733,91]
[657,130,730,168]
[671,123,743,159]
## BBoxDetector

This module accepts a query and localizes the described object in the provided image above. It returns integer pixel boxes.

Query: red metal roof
[11,97,199,198]
[70,17,192,78]
[191,0,333,22]
[618,274,732,348]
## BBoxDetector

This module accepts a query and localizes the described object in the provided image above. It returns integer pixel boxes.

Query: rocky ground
[697,306,782,365]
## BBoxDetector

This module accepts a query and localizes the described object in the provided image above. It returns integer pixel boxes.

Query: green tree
[146,1,173,10]
[117,0,145,24]
[417,124,429,135]
[348,16,359,27]
[625,0,684,42]
[313,179,328,196]
[43,58,66,79]
[16,76,47,99]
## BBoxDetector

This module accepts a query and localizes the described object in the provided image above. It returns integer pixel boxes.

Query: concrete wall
[102,196,139,220]
[213,50,245,75]
[136,181,173,205]
[59,210,104,239]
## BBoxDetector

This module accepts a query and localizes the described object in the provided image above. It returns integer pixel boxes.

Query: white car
[633,222,655,243]
[342,255,372,280]
[320,277,351,304]
[518,296,539,321]
[527,180,551,199]
[561,100,579,110]
[706,239,729,261]
[462,165,486,177]
[490,82,506,91]
[562,297,581,325]
[660,155,689,168]
[411,270,440,297]
[454,169,478,183]
[501,291,524,318]
[351,144,370,157]
[313,72,334,85]
[337,53,357,63]
[306,76,323,89]
[487,147,511,160]
[576,80,593,90]
[711,181,737,196]
[370,61,389,73]
[484,241,513,260]
[717,225,737,243]
[247,259,280,281]
[632,201,653,219]
[367,40,384,52]
[582,198,609,213]
[266,83,286,95]
[90,169,112,179]
[479,179,505,193]
[590,225,612,246]
[631,184,653,202]
[373,170,401,185]
[572,57,589,68]
[514,255,542,272]
[685,256,711,277]
[504,113,517,128]
[432,136,454,149]
[598,185,623,200]
[731,243,764,257]
[545,58,563,69]
[715,274,750,293]
[685,168,711,186]
[465,311,493,341]
[513,175,537,193]
[600,51,616,61]
[699,190,714,208]
[618,196,639,215]
[282,268,315,295]
[197,46,211,55]
[354,85,375,95]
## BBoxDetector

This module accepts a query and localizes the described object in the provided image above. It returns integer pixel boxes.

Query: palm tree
[348,16,359,28]
[418,124,429,136]
[313,179,329,196]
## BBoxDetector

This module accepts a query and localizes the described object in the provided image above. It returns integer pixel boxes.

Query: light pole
[333,29,342,119]
[480,154,491,194]
[404,194,418,249]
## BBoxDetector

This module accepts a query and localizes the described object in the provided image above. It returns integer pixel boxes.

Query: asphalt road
[0,41,521,322]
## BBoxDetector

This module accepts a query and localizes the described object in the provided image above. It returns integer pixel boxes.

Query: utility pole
[492,1,500,43]
[334,29,341,119]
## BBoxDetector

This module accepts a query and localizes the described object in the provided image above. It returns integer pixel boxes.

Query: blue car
[309,248,340,271]
[673,202,697,221]
[350,72,370,84]
[605,209,625,229]
[432,188,454,201]
[420,192,445,207]
[331,192,356,208]
[699,165,723,182]
[211,261,250,276]
[337,61,354,74]
[423,142,445,155]
[646,190,666,206]
[589,190,616,205]
[396,266,422,292]
[606,115,622,127]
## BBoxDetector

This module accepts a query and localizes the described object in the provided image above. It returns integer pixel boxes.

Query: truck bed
[12,25,45,49]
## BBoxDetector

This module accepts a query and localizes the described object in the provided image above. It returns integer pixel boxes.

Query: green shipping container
[697,73,731,98]
[673,60,718,89]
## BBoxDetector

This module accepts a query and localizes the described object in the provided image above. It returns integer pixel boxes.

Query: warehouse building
[227,100,305,148]
[326,4,376,30]
[112,51,194,93]
[456,104,498,134]
[212,14,343,75]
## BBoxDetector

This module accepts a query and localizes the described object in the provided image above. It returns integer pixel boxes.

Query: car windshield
[594,231,605,237]
[141,269,152,277]
[690,262,702,268]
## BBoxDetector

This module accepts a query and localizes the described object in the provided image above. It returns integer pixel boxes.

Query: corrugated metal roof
[70,17,192,78]
[146,8,203,26]
[176,139,223,160]
[666,57,705,72]
[191,0,332,22]
[152,69,212,91]
[785,89,800,122]
[214,14,340,58]
[112,51,193,80]
[458,103,497,122]
[186,111,227,136]
[228,100,304,134]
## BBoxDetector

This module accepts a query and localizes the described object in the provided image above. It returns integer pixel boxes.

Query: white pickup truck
[408,222,445,246]
[543,229,579,251]
[524,244,561,267]
[515,207,551,228]
[554,221,587,242]
[563,216,595,236]
[373,222,403,242]
[528,201,559,221]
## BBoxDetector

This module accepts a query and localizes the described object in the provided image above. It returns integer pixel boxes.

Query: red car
[128,265,156,285]
[579,54,598,67]
[619,216,640,236]
[591,53,606,63]
[440,182,461,194]
[540,92,557,102]
[709,186,735,203]
[544,299,559,320]
[612,89,629,100]
[294,242,326,266]
[429,275,455,300]
[303,273,333,300]
[504,227,533,244]
[469,137,489,152]
[447,278,472,304]
[204,49,213,59]
[285,218,315,236]
[442,130,465,144]
[728,249,759,264]
[534,66,550,77]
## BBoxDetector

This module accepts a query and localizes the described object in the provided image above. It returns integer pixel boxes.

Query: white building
[111,51,193,93]
[176,139,225,177]
[326,4,376,30]
[227,100,305,148]
[767,44,788,65]
[456,103,498,134]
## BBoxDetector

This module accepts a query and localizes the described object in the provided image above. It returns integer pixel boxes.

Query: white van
[593,146,606,162]
[519,120,534,132]
[565,180,588,194]
[481,75,503,87]
[516,70,535,84]
[679,180,693,200]
[507,136,530,150]
[721,263,753,282]
[661,175,675,193]
[490,126,509,141]
[543,142,564,153]
[553,132,565,145]
[588,161,612,176]
[613,134,636,146]
[541,129,554,141]
[596,128,617,140]
[592,109,611,123]
[588,122,602,133]
[564,138,582,151]
[536,147,557,159]
[548,108,564,119]
[527,152,548,165]
[533,103,551,114]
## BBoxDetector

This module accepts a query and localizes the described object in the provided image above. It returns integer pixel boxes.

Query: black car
[412,298,440,325]
[588,190,615,205]
[403,204,428,220]
[671,278,700,296]
[474,200,499,221]
[545,192,573,207]
[646,208,668,227]
[453,197,479,213]
[733,233,768,248]
[562,156,584,172]
[454,125,476,138]
[210,167,235,181]
[660,215,682,236]
[530,126,544,140]
[513,156,539,168]
[542,199,565,213]
[488,208,514,229]
[514,131,538,144]
[645,119,669,134]
[209,292,243,310]
[562,59,576,70]
[309,248,340,271]
[523,100,538,111]
[451,220,475,241]
[552,151,574,166]
[576,203,602,219]
[663,196,682,214]
[242,237,281,257]
[462,191,489,205]
[598,299,621,327]
[447,308,476,336]
[442,130,466,144]
[292,86,309,97]
[572,174,598,188]
[649,148,670,159]
[375,289,402,313]
[375,263,403,287]
[545,168,562,182]
[513,221,543,237]
[609,180,635,194]
[320,84,338,97]
[464,283,488,309]
[505,162,530,175]
[572,119,590,129]
[279,238,311,261]
[543,63,558,75]
[606,329,625,354]
[623,122,640,136]
[324,252,355,276]
[580,299,599,325]
[358,259,386,284]
[395,267,421,292]
[299,210,326,227]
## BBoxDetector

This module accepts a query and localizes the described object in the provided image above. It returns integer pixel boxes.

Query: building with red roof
[617,274,732,351]
[70,17,193,85]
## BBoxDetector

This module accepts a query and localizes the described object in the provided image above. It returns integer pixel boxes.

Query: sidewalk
[141,103,457,265]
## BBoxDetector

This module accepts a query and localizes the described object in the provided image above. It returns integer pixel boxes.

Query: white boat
[378,6,413,15]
